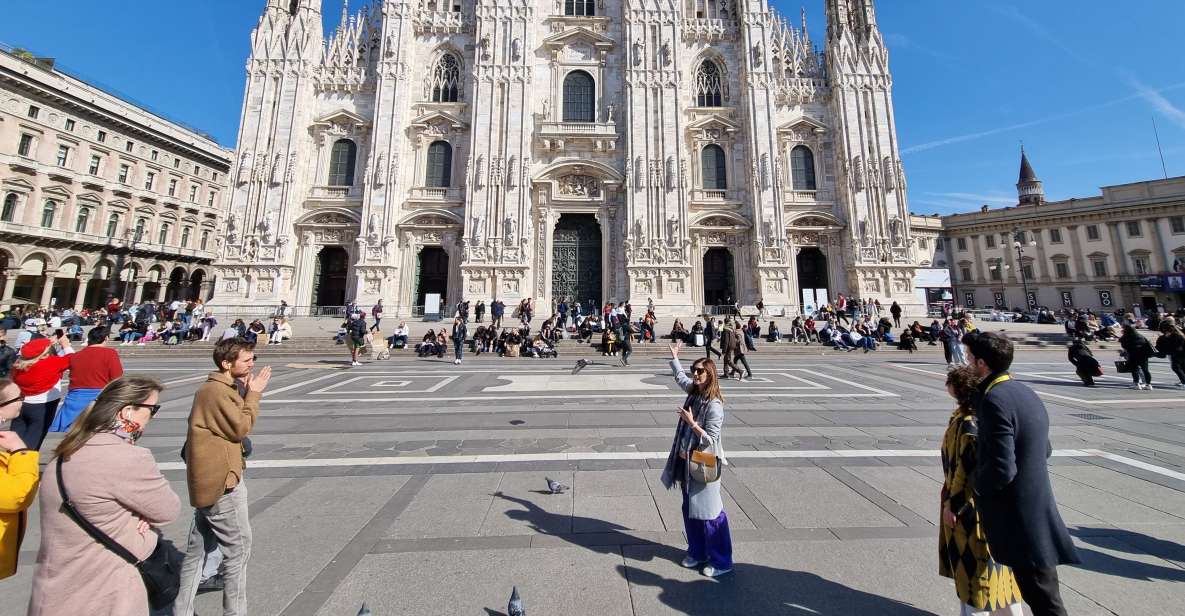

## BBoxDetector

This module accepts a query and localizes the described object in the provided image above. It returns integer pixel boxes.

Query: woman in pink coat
[28,376,179,616]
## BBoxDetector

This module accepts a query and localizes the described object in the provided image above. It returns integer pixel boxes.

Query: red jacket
[12,356,71,397]
[67,346,123,390]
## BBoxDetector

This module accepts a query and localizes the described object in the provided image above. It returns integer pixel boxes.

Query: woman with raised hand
[660,341,732,578]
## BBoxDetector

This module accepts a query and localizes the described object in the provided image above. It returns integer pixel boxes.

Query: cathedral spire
[1017,146,1046,206]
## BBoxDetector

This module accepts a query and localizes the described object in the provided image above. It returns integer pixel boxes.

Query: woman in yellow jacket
[1,377,39,579]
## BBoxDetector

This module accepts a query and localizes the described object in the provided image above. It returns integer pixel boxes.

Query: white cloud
[1130,79,1185,130]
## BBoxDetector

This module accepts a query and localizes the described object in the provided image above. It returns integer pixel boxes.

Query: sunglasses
[130,403,162,417]
[0,394,25,406]
[691,367,708,375]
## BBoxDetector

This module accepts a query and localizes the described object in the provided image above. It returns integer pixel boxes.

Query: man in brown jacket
[174,338,271,616]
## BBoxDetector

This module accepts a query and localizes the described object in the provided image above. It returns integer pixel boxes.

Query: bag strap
[55,456,141,566]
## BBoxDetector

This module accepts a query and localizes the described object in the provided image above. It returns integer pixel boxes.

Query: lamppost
[988,258,1009,309]
[1012,226,1038,312]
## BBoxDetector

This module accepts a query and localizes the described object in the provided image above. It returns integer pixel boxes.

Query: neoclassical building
[0,48,232,310]
[940,151,1185,314]
[211,0,922,317]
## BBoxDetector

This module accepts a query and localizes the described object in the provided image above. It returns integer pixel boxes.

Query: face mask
[0,419,11,431]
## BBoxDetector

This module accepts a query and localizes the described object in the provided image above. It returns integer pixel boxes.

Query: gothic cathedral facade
[210,0,920,317]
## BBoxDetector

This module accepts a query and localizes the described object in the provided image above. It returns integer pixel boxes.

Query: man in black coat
[703,317,722,360]
[964,331,1079,616]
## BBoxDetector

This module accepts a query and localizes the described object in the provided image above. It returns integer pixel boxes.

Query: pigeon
[545,477,569,494]
[357,604,372,616]
[571,358,591,375]
[508,586,525,616]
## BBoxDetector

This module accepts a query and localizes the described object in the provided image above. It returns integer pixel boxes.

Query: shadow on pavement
[1070,527,1185,582]
[494,492,940,615]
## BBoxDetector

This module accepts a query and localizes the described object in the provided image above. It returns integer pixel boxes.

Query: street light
[1012,226,1038,312]
[989,259,1010,309]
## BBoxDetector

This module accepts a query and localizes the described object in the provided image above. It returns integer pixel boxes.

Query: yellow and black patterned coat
[939,409,1024,611]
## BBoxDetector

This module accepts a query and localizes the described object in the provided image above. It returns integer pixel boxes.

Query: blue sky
[2,1,1182,216]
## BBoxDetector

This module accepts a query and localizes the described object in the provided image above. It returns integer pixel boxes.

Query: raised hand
[247,366,272,393]
[669,340,683,359]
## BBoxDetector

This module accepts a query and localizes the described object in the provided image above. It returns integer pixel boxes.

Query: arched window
[1,193,16,222]
[426,141,453,188]
[791,145,817,191]
[75,207,90,233]
[695,60,724,107]
[565,0,595,16]
[200,230,210,250]
[181,227,191,248]
[106,213,120,238]
[158,222,170,245]
[701,144,727,190]
[563,71,595,122]
[429,53,461,103]
[328,139,357,186]
[134,217,147,241]
[40,200,56,228]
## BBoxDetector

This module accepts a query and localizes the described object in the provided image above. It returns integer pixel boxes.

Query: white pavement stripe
[262,392,894,404]
[888,363,1185,405]
[1083,449,1185,483]
[154,448,1094,471]
[161,375,210,386]
[264,370,341,395]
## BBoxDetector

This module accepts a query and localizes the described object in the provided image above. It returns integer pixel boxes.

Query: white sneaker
[1177,383,1185,390]
[454,359,461,365]
[352,361,361,366]
[680,556,705,569]
[1144,384,1153,391]
[702,565,733,578]
[1130,384,1142,390]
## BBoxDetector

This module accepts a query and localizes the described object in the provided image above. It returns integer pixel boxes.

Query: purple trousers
[682,483,733,569]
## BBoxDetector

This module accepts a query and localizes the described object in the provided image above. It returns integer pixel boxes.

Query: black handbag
[55,456,184,610]
[1115,359,1131,373]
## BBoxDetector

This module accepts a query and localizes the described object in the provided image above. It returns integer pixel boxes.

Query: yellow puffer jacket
[1,449,39,579]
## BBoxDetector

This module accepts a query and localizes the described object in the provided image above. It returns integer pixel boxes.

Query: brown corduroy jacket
[184,372,260,508]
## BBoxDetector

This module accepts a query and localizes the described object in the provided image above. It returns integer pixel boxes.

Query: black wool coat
[974,373,1080,569]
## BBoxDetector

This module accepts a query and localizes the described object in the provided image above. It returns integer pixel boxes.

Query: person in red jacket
[51,326,122,433]
[10,337,72,450]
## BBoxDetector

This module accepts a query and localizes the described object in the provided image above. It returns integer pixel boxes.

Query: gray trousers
[174,481,252,616]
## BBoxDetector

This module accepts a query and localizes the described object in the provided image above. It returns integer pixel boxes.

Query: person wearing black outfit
[0,339,15,378]
[1119,324,1155,390]
[703,318,722,359]
[1067,339,1100,386]
[964,331,1079,616]
[616,313,633,366]
[889,301,902,328]
[475,300,486,323]
[1155,322,1185,389]
[451,316,467,365]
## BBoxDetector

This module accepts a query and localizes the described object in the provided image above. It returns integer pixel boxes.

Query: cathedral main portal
[551,214,602,309]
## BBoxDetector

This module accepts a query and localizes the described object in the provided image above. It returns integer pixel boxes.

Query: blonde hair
[55,376,163,460]
[12,345,52,371]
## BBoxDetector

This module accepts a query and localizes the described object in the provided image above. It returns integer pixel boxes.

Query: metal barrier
[702,305,740,317]
[204,305,347,319]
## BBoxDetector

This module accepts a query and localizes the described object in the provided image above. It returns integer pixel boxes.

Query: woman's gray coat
[660,359,726,520]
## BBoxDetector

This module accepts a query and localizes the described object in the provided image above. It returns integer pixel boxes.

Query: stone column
[156,282,167,303]
[1066,225,1085,280]
[74,275,92,310]
[1,269,20,309]
[131,278,145,304]
[1150,217,1170,273]
[1107,222,1130,275]
[40,271,57,308]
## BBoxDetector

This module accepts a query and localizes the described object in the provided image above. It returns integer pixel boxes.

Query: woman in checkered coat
[939,367,1025,616]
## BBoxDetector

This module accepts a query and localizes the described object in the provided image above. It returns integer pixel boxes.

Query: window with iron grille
[695,61,724,107]
[790,145,816,190]
[562,71,595,122]
[328,139,357,186]
[429,54,461,103]
[426,141,453,188]
[701,144,727,189]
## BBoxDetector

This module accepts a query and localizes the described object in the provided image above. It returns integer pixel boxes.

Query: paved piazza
[4,347,1185,615]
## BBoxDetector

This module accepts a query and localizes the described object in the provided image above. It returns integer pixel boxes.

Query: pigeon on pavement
[571,358,591,375]
[545,477,569,494]
[357,604,372,616]
[508,586,525,616]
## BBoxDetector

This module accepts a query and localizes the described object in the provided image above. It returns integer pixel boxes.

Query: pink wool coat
[27,433,180,616]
